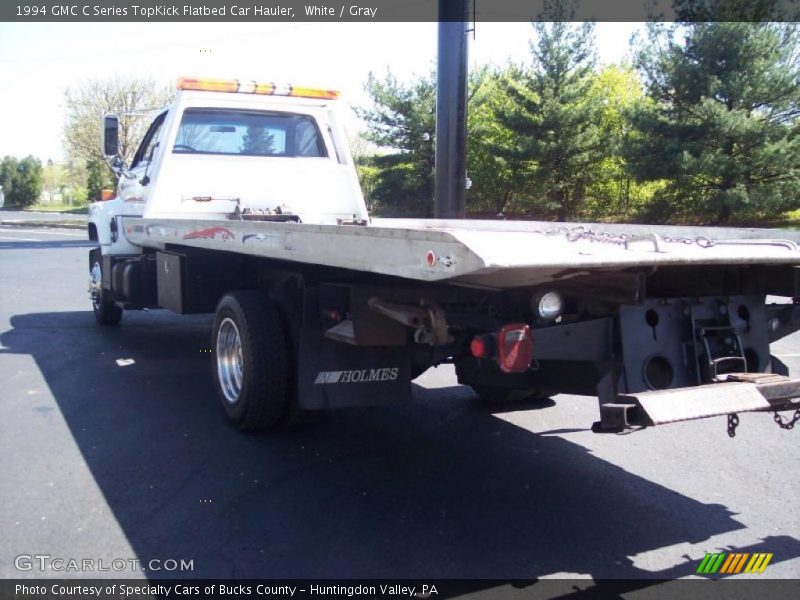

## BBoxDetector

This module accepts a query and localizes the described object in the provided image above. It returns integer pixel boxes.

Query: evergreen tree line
[356,22,800,224]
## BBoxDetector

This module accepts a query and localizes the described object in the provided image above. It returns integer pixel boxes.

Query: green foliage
[42,160,65,195]
[494,21,603,220]
[582,65,663,218]
[63,76,174,193]
[64,161,88,204]
[86,159,112,202]
[0,155,43,208]
[629,22,800,223]
[355,71,436,217]
[466,65,532,215]
[356,21,800,226]
[358,59,657,221]
[672,0,794,22]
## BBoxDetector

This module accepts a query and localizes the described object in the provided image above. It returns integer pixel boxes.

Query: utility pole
[434,0,469,219]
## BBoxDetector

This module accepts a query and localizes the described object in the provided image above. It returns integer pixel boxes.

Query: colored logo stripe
[697,553,725,574]
[720,553,748,574]
[697,552,773,575]
[745,553,773,573]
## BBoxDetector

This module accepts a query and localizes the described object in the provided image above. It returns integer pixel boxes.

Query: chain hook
[727,413,740,438]
[773,408,800,430]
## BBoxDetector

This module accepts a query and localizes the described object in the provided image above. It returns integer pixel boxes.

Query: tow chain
[727,413,740,438]
[773,407,800,430]
[728,408,800,437]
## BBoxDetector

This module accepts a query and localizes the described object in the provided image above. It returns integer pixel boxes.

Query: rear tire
[90,249,122,326]
[212,291,289,431]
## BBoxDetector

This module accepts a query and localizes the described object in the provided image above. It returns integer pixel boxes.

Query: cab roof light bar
[176,77,340,100]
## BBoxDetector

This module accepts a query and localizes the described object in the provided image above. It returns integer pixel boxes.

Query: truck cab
[89,77,367,253]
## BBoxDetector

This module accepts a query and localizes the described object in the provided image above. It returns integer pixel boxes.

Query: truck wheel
[89,250,122,325]
[212,291,289,431]
[471,385,548,405]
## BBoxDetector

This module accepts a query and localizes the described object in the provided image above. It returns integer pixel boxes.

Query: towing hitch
[593,373,800,433]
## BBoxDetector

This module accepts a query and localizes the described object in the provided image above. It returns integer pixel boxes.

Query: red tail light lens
[496,324,533,373]
[470,337,487,358]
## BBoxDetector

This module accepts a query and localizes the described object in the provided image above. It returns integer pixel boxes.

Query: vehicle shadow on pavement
[3,310,800,582]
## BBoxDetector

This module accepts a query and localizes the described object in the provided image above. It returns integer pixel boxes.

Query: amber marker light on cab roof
[176,77,340,100]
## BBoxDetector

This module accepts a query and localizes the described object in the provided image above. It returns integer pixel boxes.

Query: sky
[0,22,640,162]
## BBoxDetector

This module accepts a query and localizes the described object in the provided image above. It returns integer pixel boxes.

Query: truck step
[596,373,800,431]
[622,382,771,425]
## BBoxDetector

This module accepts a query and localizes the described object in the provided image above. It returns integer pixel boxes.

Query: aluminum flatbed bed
[124,216,800,288]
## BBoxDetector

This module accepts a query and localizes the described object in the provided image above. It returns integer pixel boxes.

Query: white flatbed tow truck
[88,76,800,435]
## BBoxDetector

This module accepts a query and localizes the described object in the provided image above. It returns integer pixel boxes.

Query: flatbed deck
[124,217,800,288]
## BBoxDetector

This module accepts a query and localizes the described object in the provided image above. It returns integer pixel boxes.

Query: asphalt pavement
[0,209,86,221]
[0,209,86,229]
[1,225,799,582]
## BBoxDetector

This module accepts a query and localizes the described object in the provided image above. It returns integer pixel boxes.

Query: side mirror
[102,114,120,158]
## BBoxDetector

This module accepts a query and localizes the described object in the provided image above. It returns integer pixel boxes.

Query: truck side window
[295,120,324,157]
[131,111,167,169]
[173,109,327,158]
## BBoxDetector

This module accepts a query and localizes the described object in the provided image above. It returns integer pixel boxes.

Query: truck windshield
[173,109,327,158]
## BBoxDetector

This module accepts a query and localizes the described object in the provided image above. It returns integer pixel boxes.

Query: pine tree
[355,71,436,217]
[495,20,603,221]
[241,126,276,155]
[629,22,800,223]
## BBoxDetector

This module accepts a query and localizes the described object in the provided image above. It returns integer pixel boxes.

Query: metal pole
[434,0,469,219]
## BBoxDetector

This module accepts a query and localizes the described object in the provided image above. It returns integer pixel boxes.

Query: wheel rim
[216,317,244,405]
[89,262,102,310]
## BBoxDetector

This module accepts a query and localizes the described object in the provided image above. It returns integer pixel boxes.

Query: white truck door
[118,111,167,206]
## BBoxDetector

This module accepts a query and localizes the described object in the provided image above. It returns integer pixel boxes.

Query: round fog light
[534,291,563,321]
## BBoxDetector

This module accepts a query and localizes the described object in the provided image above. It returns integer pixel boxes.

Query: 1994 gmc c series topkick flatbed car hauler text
[87,75,800,436]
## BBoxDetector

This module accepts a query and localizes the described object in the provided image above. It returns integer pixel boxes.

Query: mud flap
[296,329,411,410]
[593,373,800,432]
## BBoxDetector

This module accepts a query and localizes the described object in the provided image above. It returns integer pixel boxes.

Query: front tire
[212,291,289,431]
[89,249,122,326]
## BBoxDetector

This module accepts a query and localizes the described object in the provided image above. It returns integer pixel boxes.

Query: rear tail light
[469,324,533,373]
[496,324,533,373]
[470,336,488,358]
